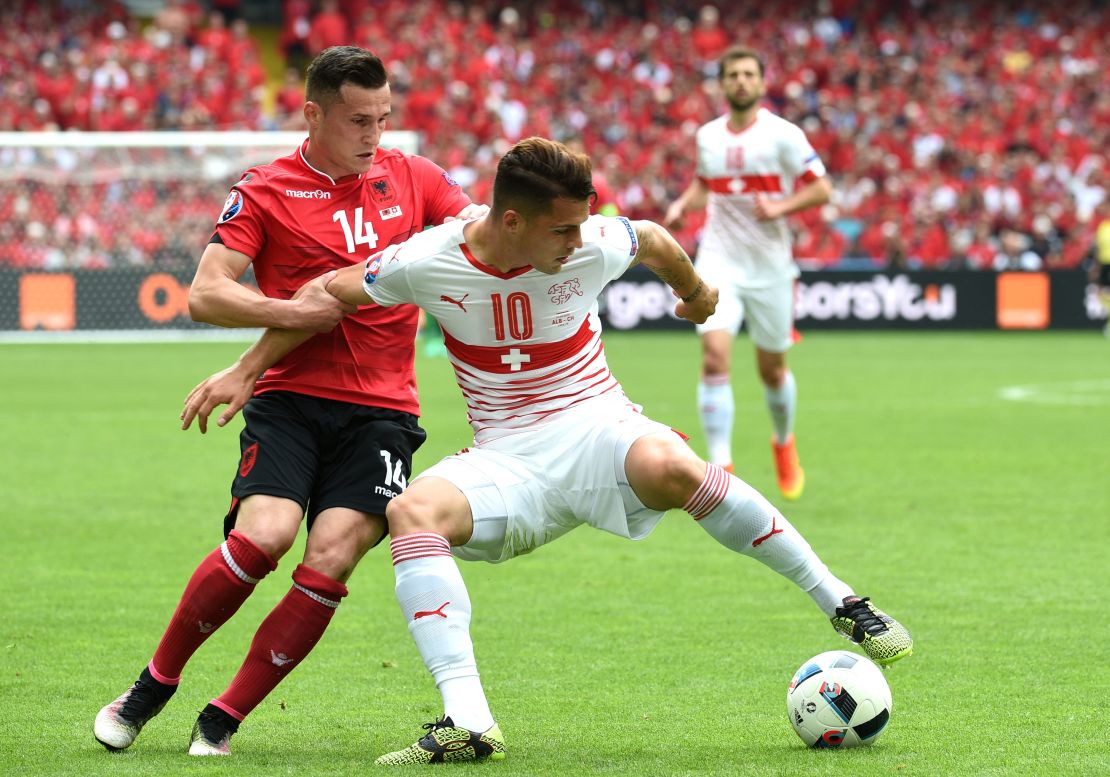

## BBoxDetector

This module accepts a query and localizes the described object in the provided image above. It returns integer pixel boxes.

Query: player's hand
[444,203,490,222]
[673,280,718,325]
[181,363,258,434]
[663,202,685,230]
[290,270,358,332]
[753,194,785,221]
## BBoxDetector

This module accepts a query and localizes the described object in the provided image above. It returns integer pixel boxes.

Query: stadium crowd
[1,0,1108,271]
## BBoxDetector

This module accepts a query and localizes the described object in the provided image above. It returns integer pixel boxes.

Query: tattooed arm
[631,220,718,324]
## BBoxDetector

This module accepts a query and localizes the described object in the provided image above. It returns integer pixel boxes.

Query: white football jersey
[695,108,827,287]
[363,215,642,443]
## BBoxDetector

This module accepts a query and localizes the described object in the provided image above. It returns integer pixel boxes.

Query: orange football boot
[772,434,805,500]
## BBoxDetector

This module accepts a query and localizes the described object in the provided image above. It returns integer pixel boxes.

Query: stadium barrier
[0,268,237,333]
[599,267,1105,331]
[0,267,1104,337]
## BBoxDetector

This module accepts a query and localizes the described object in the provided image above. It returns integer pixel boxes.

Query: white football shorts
[694,251,796,353]
[416,397,681,563]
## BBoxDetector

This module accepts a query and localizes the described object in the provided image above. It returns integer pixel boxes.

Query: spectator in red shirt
[691,5,730,65]
[281,0,312,73]
[197,10,232,62]
[274,67,305,126]
[796,222,848,266]
[308,0,350,56]
[912,213,951,268]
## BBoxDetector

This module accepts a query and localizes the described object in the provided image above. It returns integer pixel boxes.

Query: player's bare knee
[300,550,344,580]
[233,519,298,561]
[628,437,705,508]
[303,512,386,580]
[760,365,786,388]
[702,353,729,376]
[302,542,359,582]
[701,332,731,374]
[385,492,436,535]
[666,453,709,502]
[757,351,787,387]
[234,496,304,560]
[387,489,470,543]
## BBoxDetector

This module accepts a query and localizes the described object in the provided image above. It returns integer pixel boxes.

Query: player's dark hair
[305,46,388,109]
[719,47,765,78]
[492,137,596,218]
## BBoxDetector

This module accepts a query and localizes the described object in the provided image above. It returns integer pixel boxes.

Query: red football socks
[150,530,277,681]
[212,564,348,719]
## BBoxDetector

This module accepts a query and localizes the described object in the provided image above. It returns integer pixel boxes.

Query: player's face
[305,83,391,179]
[518,197,591,275]
[721,57,766,112]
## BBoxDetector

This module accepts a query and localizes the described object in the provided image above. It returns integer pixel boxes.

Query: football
[786,650,892,748]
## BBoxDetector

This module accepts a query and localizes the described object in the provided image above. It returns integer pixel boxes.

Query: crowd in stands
[2,0,1108,272]
[1,0,266,132]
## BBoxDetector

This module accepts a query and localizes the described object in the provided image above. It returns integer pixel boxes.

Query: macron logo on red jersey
[284,189,332,199]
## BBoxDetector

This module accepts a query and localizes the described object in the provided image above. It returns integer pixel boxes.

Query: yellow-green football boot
[376,717,505,765]
[831,596,913,665]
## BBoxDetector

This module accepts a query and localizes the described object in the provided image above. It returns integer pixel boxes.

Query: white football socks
[685,464,852,616]
[764,370,796,445]
[391,533,494,732]
[698,375,735,466]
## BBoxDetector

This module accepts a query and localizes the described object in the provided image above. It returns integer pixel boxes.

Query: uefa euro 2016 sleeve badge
[364,253,383,285]
[219,189,243,223]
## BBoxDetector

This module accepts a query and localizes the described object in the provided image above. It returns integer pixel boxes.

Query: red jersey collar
[296,139,367,186]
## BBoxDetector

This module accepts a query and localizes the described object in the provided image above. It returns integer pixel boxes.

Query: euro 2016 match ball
[786,650,892,748]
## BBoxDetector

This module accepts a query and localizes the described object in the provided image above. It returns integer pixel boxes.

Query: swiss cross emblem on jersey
[548,278,583,305]
[369,177,395,204]
[500,348,531,372]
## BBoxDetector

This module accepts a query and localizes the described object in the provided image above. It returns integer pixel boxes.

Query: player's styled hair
[492,137,596,218]
[305,46,388,109]
[719,47,765,78]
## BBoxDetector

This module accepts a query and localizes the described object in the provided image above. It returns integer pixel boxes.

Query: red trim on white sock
[390,532,453,565]
[701,374,731,386]
[684,463,730,520]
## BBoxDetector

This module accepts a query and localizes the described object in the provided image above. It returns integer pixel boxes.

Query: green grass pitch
[0,331,1107,776]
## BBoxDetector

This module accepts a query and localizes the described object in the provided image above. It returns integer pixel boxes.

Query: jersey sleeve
[361,242,414,307]
[407,154,473,225]
[212,168,268,258]
[582,215,640,282]
[694,125,712,182]
[779,123,827,184]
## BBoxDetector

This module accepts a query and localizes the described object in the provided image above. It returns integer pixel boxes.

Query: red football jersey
[214,140,471,414]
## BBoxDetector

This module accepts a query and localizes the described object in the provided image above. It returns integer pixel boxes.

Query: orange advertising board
[20,273,75,330]
[996,272,1049,329]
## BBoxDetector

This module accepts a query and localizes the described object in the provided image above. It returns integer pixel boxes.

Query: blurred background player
[1088,201,1110,336]
[665,47,832,501]
[93,46,482,756]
